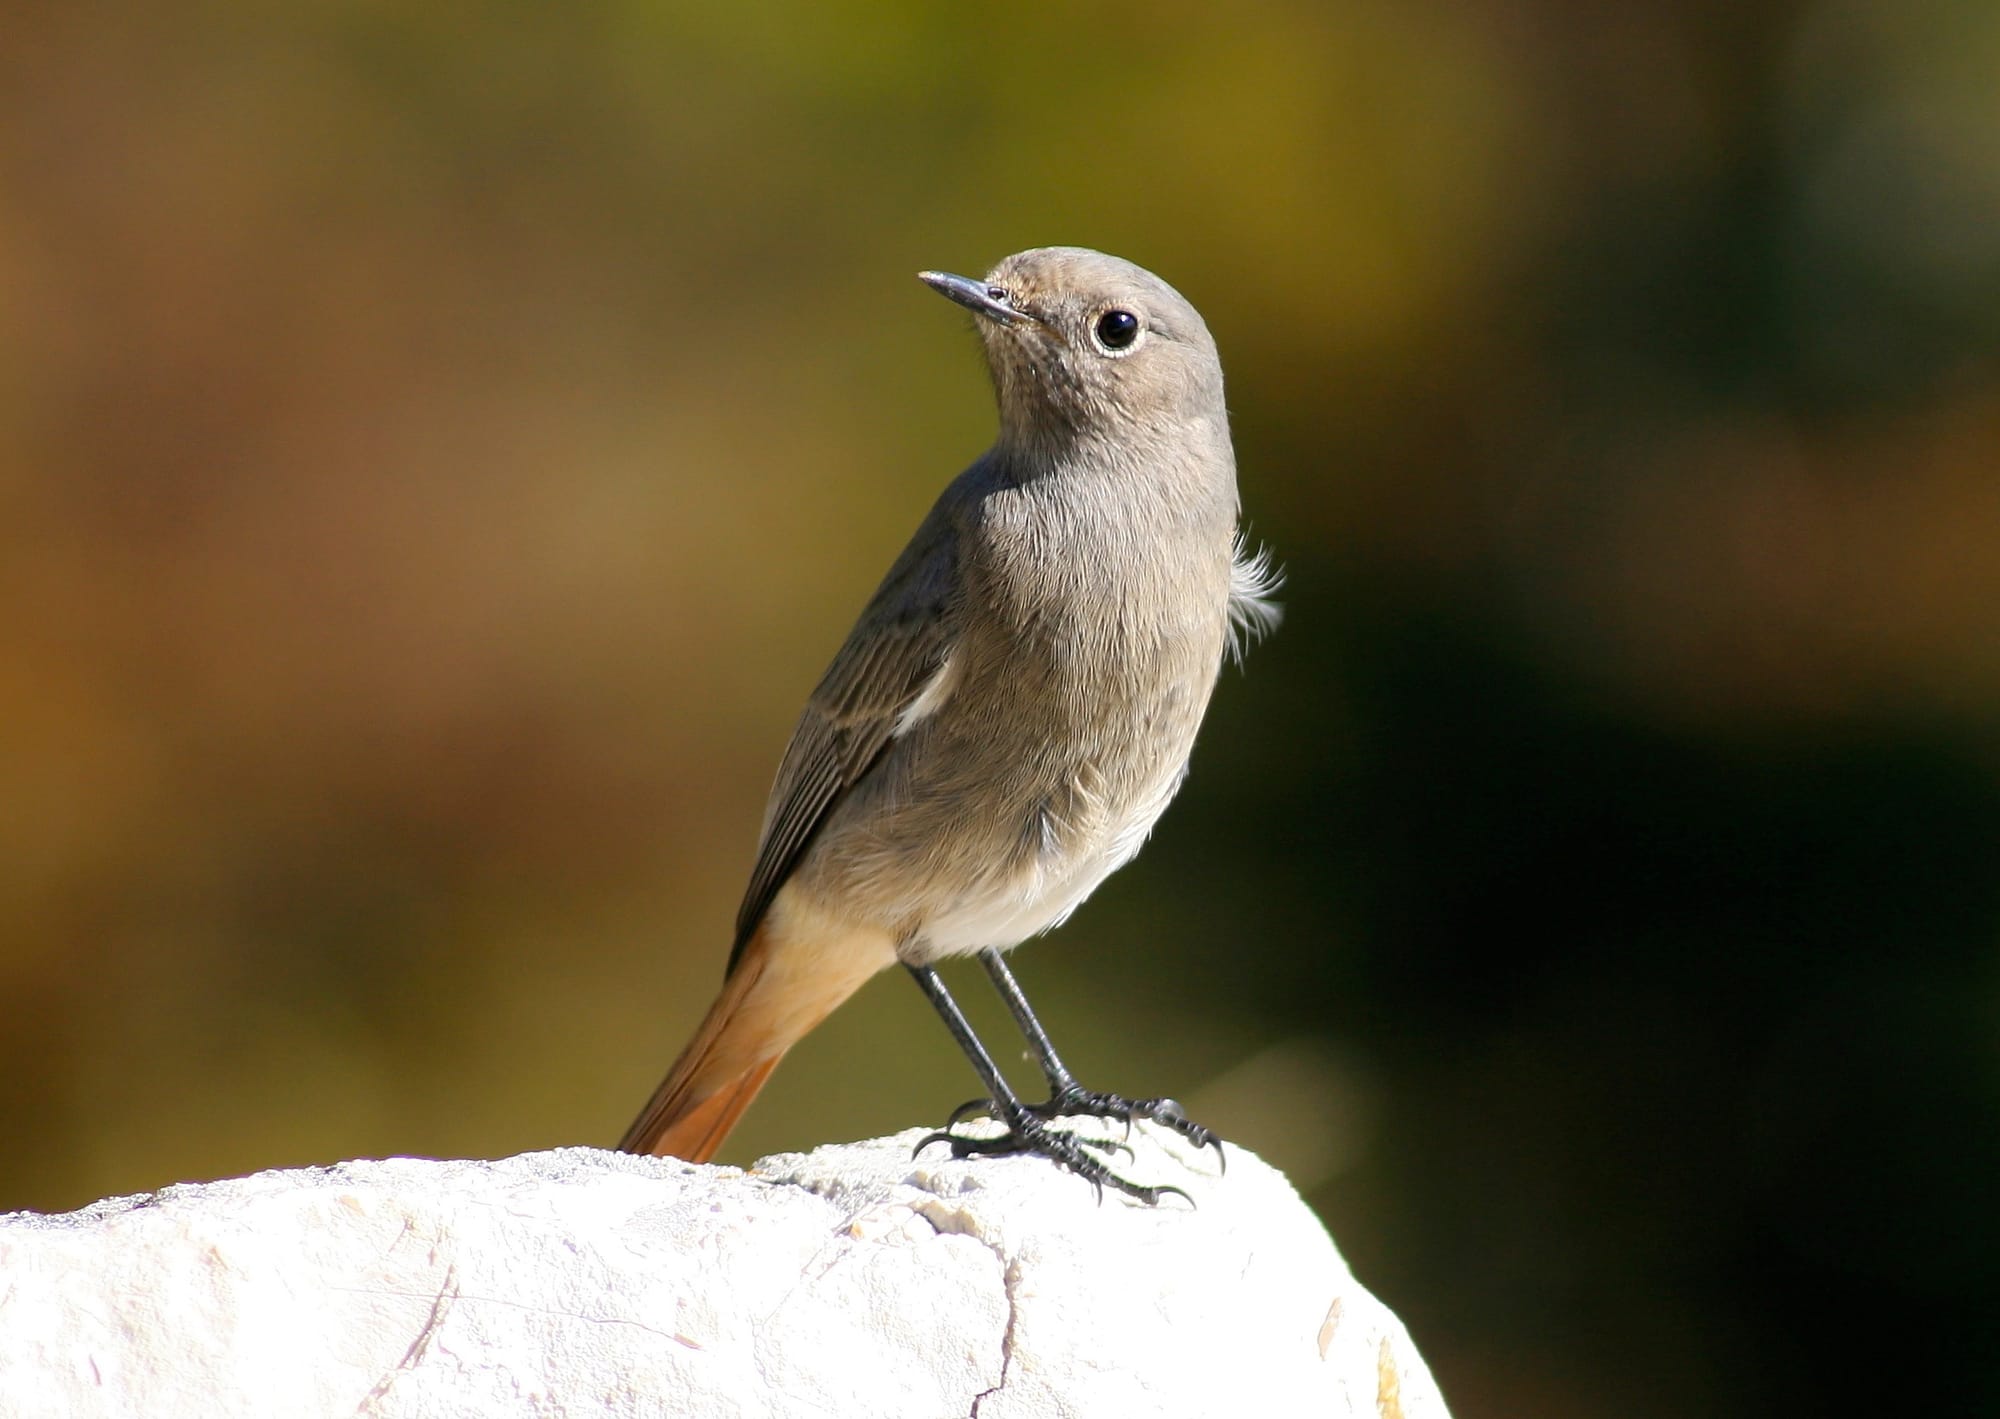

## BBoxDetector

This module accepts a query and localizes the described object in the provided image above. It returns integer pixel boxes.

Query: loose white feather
[1226,532,1283,664]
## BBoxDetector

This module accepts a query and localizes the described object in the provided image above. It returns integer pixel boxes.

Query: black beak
[918,270,1035,326]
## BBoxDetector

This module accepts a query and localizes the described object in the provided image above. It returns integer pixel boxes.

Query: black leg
[905,961,1026,1117]
[905,963,1186,1205]
[976,947,1078,1096]
[976,948,1226,1172]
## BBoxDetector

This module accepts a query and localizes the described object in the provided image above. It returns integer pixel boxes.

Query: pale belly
[792,545,1234,962]
[906,752,1192,961]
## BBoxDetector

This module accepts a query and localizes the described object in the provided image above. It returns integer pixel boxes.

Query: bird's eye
[1093,309,1141,353]
[987,286,1009,304]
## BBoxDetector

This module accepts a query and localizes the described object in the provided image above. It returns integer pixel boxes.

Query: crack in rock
[966,1250,1021,1419]
[356,1262,459,1415]
[904,1197,1021,1418]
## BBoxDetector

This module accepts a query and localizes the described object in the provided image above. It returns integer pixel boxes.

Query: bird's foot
[915,1103,1189,1206]
[1029,1086,1226,1173]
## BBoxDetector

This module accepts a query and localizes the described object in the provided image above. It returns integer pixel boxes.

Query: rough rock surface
[0,1129,1450,1417]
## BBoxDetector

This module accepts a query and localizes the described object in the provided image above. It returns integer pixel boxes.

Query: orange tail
[617,904,896,1161]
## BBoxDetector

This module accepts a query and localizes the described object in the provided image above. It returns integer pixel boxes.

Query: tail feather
[623,1054,781,1162]
[617,903,897,1161]
[618,931,776,1159]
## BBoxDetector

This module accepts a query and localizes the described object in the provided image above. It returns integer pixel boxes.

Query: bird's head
[919,247,1226,457]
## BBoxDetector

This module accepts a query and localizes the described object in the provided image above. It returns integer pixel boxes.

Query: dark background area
[3,2,1996,1415]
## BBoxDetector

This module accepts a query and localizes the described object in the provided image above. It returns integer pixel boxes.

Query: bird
[618,246,1277,1201]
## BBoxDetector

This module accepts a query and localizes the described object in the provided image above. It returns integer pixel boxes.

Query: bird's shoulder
[802,460,1001,718]
[727,461,1010,957]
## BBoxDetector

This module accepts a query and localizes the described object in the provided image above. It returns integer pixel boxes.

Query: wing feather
[727,506,961,971]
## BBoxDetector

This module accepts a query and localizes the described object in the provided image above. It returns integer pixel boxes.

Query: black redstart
[619,247,1277,1201]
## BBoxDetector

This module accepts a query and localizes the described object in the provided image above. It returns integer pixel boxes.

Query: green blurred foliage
[3,2,1997,1415]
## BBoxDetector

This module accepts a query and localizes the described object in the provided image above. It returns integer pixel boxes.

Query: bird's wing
[727,505,963,971]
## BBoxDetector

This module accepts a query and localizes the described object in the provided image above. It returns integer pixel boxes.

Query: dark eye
[1093,309,1141,351]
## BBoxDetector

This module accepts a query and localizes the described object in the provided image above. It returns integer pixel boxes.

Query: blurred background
[3,0,1996,1413]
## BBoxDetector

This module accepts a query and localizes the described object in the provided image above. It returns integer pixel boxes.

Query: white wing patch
[1226,532,1283,664]
[892,654,961,737]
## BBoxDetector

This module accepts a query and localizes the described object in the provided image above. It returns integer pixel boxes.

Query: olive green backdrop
[3,3,1996,1415]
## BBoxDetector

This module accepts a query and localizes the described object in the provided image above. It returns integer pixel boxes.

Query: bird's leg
[975,947,1225,1171]
[906,963,1181,1205]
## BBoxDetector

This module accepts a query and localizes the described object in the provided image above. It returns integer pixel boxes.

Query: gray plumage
[732,246,1276,972]
[620,245,1276,1166]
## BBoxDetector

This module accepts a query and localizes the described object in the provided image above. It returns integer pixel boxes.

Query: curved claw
[1033,1087,1226,1173]
[913,1108,1194,1206]
[946,1097,998,1129]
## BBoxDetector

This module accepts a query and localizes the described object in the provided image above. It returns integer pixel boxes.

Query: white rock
[0,1129,1450,1418]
